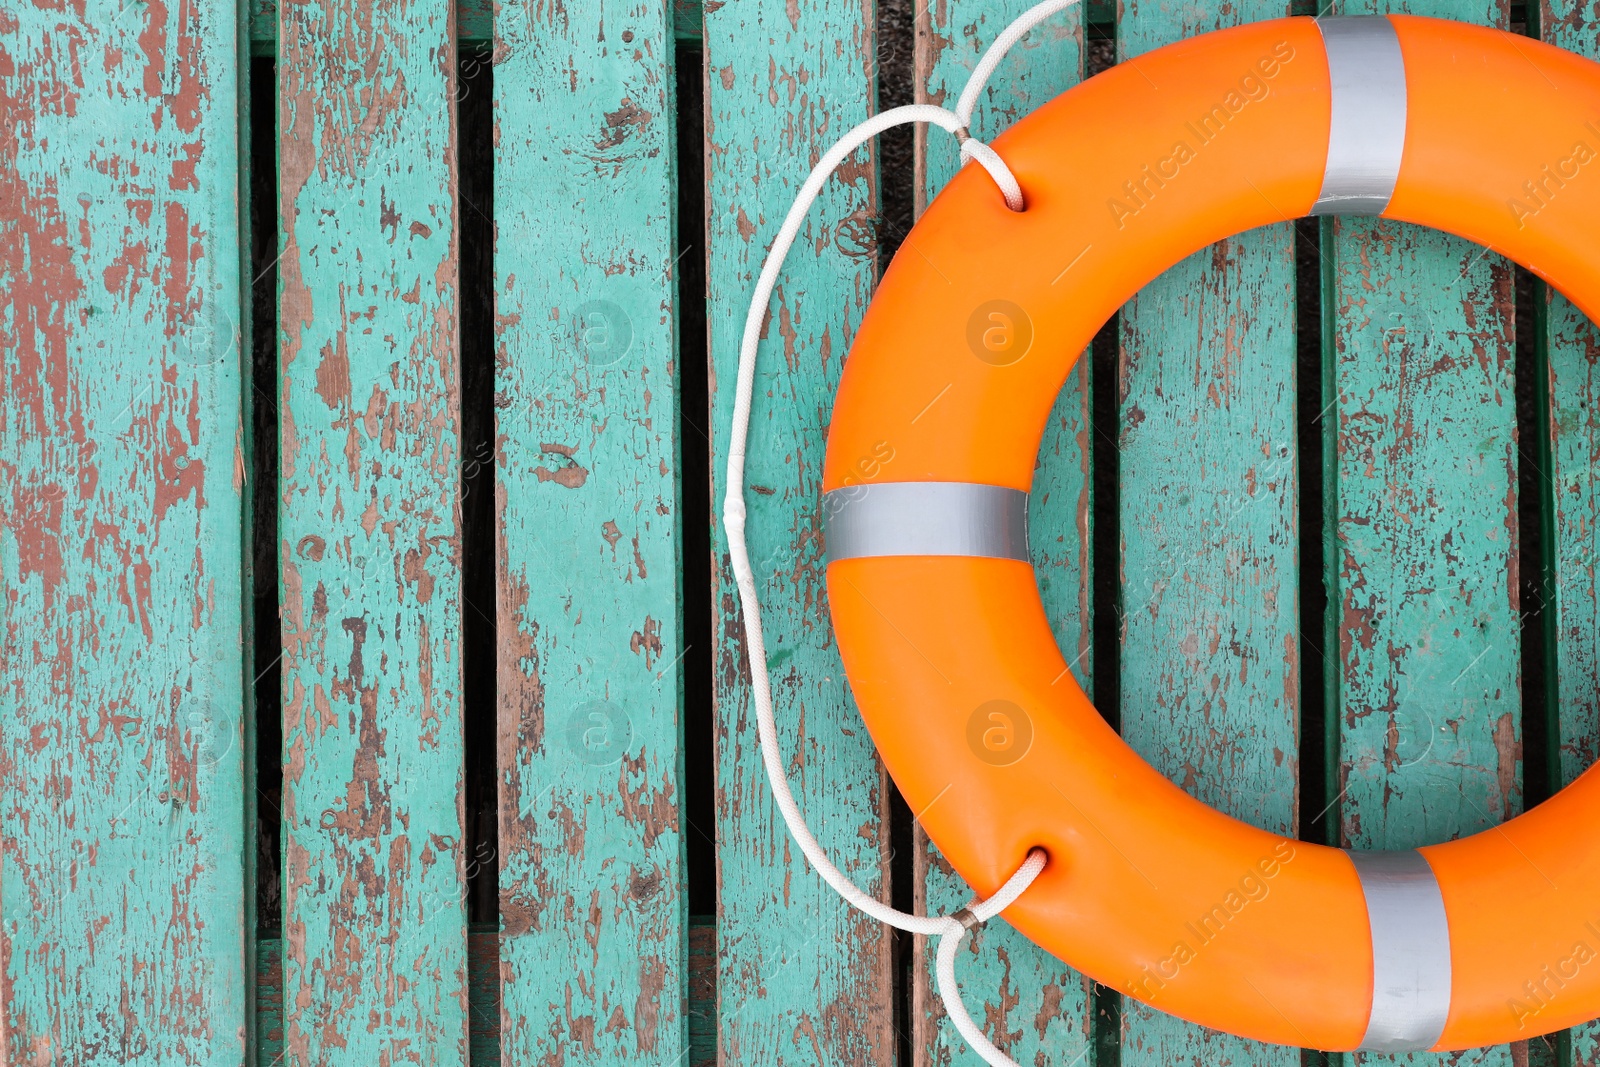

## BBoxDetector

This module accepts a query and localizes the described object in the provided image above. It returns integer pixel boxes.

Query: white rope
[719,1,1078,1063]
[937,848,1052,1061]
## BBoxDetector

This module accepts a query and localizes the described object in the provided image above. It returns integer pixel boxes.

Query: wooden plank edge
[237,0,261,1058]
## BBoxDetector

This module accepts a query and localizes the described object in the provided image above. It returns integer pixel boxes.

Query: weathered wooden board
[1113,2,1302,1065]
[492,0,688,1062]
[1325,4,1520,1067]
[1540,5,1600,1063]
[1325,226,1523,1067]
[911,5,1097,1065]
[276,0,468,1060]
[1545,291,1600,1067]
[703,0,897,1061]
[0,0,250,1061]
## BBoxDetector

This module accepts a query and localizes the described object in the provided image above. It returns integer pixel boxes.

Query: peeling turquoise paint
[275,0,468,1060]
[1327,4,1523,1067]
[0,0,249,1061]
[492,0,689,1062]
[704,0,899,1058]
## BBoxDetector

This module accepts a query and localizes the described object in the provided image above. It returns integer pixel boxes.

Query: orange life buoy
[823,14,1600,1052]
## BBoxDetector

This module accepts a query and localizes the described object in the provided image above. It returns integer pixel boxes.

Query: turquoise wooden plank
[1325,4,1521,1067]
[1547,282,1600,1067]
[492,0,688,1061]
[1544,282,1600,842]
[1540,6,1600,1063]
[703,0,897,1061]
[911,5,1096,1065]
[275,0,467,1060]
[1114,2,1301,1064]
[0,0,249,1060]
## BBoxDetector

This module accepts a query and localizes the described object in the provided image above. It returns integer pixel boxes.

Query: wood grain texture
[1538,4,1600,1061]
[259,931,498,1065]
[0,0,249,1061]
[912,5,1096,1065]
[276,0,467,1060]
[703,0,897,1061]
[1325,5,1520,1067]
[1114,3,1301,1064]
[492,0,688,1062]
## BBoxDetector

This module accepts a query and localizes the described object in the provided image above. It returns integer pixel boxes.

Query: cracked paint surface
[276,0,467,1060]
[492,0,687,1062]
[1331,218,1523,854]
[0,0,247,1061]
[704,0,900,1060]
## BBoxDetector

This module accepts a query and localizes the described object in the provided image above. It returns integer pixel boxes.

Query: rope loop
[961,136,1026,210]
[719,0,1078,1062]
[936,849,1051,1063]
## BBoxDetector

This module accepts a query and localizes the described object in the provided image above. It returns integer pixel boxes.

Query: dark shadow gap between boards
[1516,261,1554,817]
[1294,216,1329,854]
[675,36,720,1067]
[458,42,498,931]
[1085,17,1125,1067]
[248,54,284,1067]
[458,45,502,1067]
[676,40,715,928]
[249,54,281,945]
[1295,212,1332,1067]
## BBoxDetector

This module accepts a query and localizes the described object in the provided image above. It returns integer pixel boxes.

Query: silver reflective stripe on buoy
[1312,16,1407,216]
[821,482,1029,562]
[1347,849,1452,1053]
